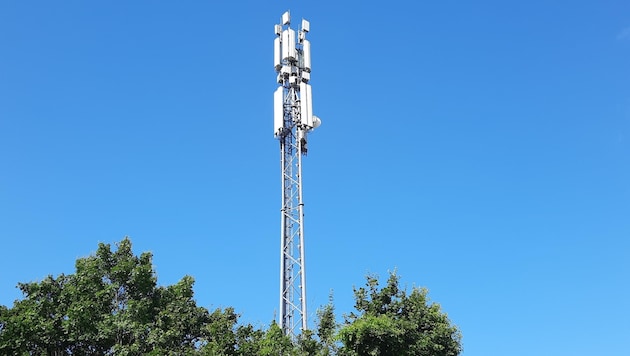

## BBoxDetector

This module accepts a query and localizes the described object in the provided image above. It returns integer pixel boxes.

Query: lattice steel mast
[273,11,321,336]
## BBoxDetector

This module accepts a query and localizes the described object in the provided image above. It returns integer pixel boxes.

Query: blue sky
[1,1,629,355]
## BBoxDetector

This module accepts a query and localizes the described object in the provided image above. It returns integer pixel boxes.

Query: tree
[0,238,232,355]
[315,295,338,356]
[0,274,72,355]
[338,272,462,356]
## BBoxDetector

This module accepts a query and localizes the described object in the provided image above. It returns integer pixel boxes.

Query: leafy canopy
[338,272,462,356]
[0,239,462,355]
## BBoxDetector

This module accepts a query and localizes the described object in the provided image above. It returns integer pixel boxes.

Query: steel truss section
[279,85,308,337]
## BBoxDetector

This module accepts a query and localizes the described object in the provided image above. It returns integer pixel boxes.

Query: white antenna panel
[299,82,313,128]
[302,40,311,72]
[305,84,313,128]
[282,11,290,25]
[301,19,310,33]
[274,37,281,71]
[281,30,289,61]
[274,86,284,136]
[287,29,296,60]
[299,82,309,127]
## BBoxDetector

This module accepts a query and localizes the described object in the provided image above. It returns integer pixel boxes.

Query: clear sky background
[1,1,629,355]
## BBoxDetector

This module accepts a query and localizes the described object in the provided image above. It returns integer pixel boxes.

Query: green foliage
[315,296,338,356]
[296,329,320,355]
[338,272,462,356]
[259,321,295,355]
[0,238,229,355]
[233,324,265,355]
[0,274,72,355]
[0,239,462,355]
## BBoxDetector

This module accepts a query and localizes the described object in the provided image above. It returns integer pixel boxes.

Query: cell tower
[273,10,321,336]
